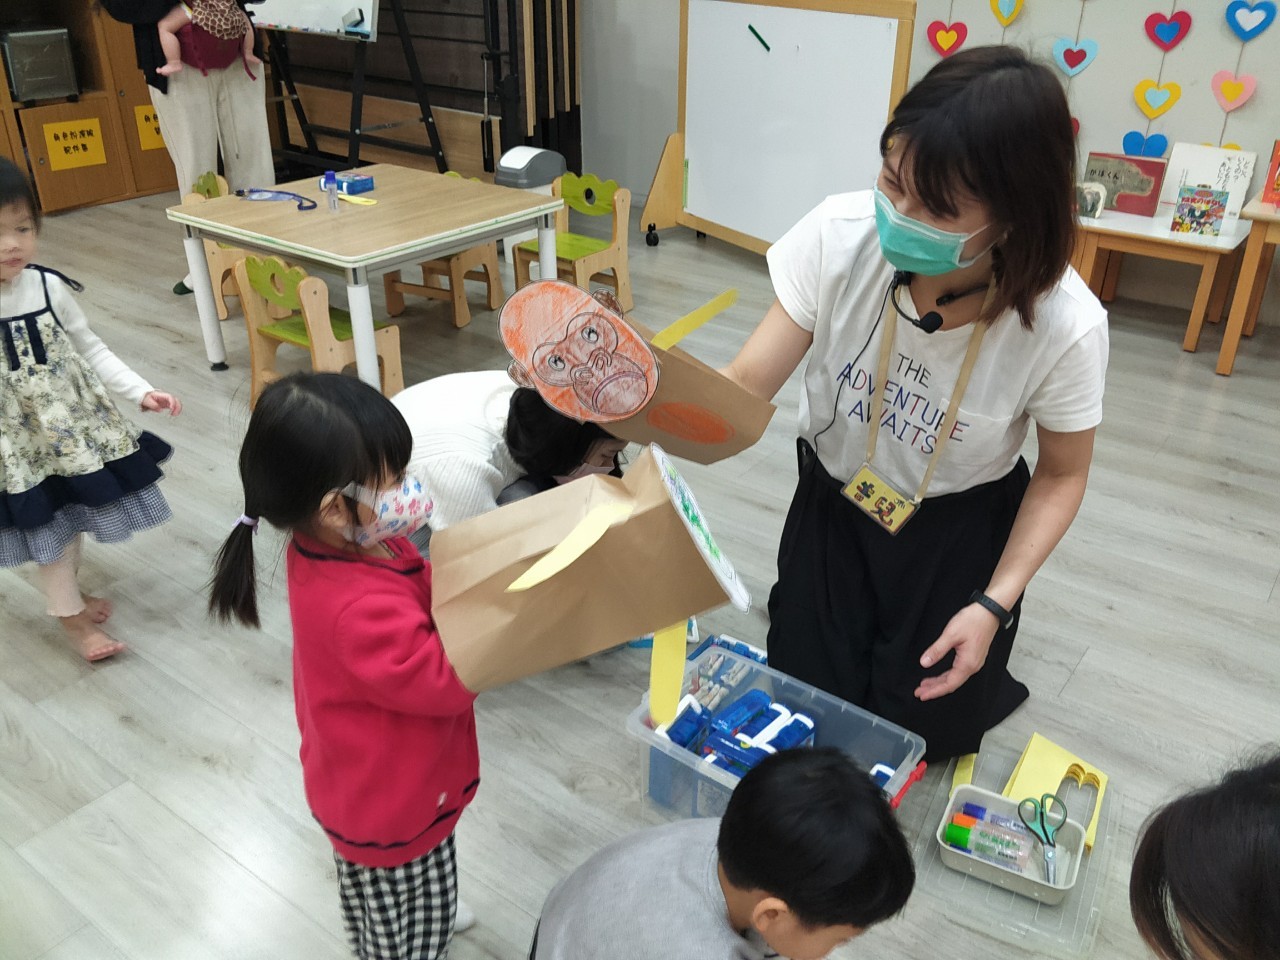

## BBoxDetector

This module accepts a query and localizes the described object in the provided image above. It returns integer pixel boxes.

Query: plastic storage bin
[2,29,78,102]
[936,784,1085,906]
[626,647,926,818]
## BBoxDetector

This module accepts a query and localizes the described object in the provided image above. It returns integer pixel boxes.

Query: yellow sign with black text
[43,118,107,171]
[841,462,918,535]
[134,105,166,151]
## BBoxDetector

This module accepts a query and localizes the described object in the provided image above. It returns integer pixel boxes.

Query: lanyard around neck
[864,280,996,503]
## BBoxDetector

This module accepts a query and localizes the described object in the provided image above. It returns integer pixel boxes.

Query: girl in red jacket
[209,372,477,960]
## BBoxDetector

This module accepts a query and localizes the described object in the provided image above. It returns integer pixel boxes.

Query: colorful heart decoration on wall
[1211,70,1257,111]
[1225,0,1276,41]
[1133,79,1181,118]
[1122,131,1169,158]
[1071,117,1080,137]
[926,20,968,57]
[1052,38,1098,77]
[990,0,1023,28]
[1144,11,1192,50]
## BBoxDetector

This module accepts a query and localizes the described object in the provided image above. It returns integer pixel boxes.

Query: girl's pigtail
[208,517,261,627]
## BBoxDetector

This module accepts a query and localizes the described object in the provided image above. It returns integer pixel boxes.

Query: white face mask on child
[340,475,433,547]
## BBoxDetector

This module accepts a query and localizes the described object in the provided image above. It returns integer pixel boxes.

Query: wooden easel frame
[641,0,915,255]
[266,0,448,173]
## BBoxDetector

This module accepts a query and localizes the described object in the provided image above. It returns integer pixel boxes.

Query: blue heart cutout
[1052,37,1098,78]
[1226,0,1277,41]
[1122,131,1168,158]
[1154,21,1181,44]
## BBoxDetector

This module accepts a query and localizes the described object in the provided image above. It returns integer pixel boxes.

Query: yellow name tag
[841,462,918,535]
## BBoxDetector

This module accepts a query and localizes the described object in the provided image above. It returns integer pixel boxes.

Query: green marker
[748,23,770,52]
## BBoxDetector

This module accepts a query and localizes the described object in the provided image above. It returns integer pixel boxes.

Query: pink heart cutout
[1211,70,1257,112]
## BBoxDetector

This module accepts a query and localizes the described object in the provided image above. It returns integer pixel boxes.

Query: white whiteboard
[251,0,377,40]
[683,0,898,245]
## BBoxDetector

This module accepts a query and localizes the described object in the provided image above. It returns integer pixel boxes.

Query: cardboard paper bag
[431,444,749,692]
[500,280,775,464]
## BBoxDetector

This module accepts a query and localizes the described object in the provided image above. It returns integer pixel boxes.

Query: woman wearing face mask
[722,46,1108,761]
[390,371,626,555]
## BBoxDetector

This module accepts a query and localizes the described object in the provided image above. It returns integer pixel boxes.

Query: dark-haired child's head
[878,45,1075,329]
[505,386,625,479]
[0,157,40,284]
[209,372,413,626]
[717,748,914,959]
[1130,752,1280,960]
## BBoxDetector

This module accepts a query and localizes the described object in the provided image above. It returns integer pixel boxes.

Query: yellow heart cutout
[1202,142,1244,150]
[1222,80,1245,102]
[1133,79,1181,119]
[936,29,958,51]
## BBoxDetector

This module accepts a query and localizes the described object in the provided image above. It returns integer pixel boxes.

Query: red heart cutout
[1071,117,1080,137]
[1062,47,1087,69]
[926,20,968,57]
[1144,11,1192,51]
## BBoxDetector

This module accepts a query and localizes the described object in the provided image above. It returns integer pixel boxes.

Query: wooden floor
[2,191,1278,960]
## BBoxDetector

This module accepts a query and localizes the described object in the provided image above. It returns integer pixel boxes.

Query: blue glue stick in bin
[709,689,772,737]
[655,695,709,750]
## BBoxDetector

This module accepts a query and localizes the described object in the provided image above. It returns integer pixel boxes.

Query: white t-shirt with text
[767,191,1109,496]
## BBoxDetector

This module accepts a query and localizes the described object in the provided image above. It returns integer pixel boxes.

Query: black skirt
[766,439,1031,762]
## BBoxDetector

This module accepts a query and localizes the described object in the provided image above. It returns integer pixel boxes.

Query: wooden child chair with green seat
[183,172,248,321]
[383,171,505,329]
[232,255,404,407]
[512,172,634,312]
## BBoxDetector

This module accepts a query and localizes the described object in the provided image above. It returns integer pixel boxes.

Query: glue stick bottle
[944,818,1035,873]
[323,170,339,212]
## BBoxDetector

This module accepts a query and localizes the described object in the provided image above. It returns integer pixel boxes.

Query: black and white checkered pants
[334,833,458,960]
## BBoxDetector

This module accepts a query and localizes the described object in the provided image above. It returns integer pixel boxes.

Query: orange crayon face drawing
[501,280,657,423]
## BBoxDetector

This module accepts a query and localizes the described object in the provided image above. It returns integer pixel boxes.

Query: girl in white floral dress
[0,158,181,661]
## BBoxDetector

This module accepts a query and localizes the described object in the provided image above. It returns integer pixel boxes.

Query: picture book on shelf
[1083,153,1166,217]
[1170,186,1227,236]
[1264,140,1280,206]
[1158,143,1256,220]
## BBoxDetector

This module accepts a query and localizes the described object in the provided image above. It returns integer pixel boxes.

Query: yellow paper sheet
[506,500,633,592]
[648,621,688,726]
[651,289,738,351]
[1003,732,1108,849]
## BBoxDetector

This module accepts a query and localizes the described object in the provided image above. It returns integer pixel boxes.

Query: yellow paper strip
[950,753,976,797]
[648,621,687,726]
[651,288,738,351]
[506,500,633,592]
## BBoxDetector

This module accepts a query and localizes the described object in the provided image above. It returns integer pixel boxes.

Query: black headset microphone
[890,270,989,335]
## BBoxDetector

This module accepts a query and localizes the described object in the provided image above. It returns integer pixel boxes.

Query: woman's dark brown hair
[879,45,1076,330]
[1129,752,1280,960]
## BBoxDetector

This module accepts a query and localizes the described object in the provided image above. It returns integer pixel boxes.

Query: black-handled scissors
[235,188,317,211]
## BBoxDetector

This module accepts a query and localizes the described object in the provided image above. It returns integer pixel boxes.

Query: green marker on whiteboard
[748,23,770,52]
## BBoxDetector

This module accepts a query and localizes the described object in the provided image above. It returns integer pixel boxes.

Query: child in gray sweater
[531,748,915,960]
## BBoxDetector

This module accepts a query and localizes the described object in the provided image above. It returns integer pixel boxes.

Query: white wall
[581,0,1278,314]
[580,0,679,199]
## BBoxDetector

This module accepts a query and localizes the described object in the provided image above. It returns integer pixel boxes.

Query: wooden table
[1217,194,1279,376]
[166,164,563,386]
[1073,209,1250,362]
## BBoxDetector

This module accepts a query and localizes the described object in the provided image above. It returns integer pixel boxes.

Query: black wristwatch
[968,590,1014,629]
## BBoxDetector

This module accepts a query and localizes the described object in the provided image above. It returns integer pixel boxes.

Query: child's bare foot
[82,594,114,624]
[58,611,126,662]
[156,60,184,76]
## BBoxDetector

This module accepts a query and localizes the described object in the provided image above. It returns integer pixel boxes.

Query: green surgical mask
[873,186,994,276]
